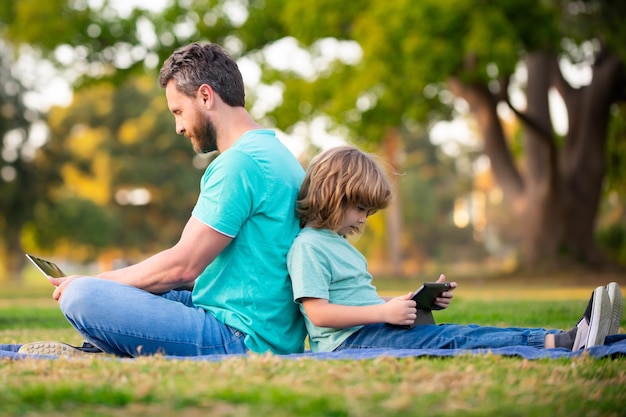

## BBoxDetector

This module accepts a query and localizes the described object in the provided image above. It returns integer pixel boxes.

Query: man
[19,42,307,357]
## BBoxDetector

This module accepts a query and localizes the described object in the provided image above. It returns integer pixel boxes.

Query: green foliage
[279,0,367,43]
[0,40,54,276]
[597,104,626,263]
[260,0,626,269]
[560,0,626,62]
[1,0,148,85]
[0,0,264,275]
[4,0,92,49]
[2,0,626,275]
[262,0,562,143]
[605,104,626,197]
[38,76,202,258]
[596,224,626,263]
[33,197,118,251]
[399,130,484,261]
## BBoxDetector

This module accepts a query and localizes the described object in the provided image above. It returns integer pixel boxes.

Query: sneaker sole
[606,282,623,335]
[18,341,88,357]
[571,317,586,351]
[586,287,612,349]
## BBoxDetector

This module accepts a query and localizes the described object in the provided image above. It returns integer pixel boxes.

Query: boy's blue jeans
[59,277,249,357]
[336,322,558,351]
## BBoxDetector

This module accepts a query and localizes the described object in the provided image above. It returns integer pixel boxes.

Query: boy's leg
[336,322,552,351]
[58,277,247,357]
[337,286,614,352]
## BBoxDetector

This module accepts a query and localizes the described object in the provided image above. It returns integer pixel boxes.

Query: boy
[288,146,621,353]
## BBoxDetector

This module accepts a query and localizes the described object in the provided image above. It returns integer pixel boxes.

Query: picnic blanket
[2,335,626,361]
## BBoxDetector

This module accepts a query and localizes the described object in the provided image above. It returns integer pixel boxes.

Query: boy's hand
[383,293,418,326]
[434,274,457,309]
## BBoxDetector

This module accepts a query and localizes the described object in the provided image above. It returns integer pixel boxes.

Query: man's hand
[433,273,457,309]
[48,274,82,302]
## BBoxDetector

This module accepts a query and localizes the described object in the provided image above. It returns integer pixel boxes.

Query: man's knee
[59,277,100,314]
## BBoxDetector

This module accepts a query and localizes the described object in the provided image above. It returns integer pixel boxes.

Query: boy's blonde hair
[297,146,392,230]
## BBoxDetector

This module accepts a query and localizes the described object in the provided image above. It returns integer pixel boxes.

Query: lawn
[1,273,625,417]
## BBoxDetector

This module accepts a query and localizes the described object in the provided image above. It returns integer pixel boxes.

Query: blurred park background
[1,0,626,285]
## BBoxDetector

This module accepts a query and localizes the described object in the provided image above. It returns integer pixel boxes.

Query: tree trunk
[557,52,623,264]
[520,53,565,267]
[3,226,26,283]
[382,128,404,276]
[448,50,623,270]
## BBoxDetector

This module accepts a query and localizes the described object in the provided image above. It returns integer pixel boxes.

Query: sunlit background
[1,0,625,283]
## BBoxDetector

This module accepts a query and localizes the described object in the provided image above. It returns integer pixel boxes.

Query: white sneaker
[585,286,612,349]
[18,341,91,357]
[572,289,594,350]
[606,282,623,335]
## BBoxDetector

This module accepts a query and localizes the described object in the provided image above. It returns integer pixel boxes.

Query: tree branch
[549,53,576,102]
[447,76,525,212]
[499,76,554,146]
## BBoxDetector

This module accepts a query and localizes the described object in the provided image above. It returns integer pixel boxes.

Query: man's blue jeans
[336,323,557,351]
[59,277,249,357]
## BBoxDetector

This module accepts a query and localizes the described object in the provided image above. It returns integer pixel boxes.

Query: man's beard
[193,116,218,154]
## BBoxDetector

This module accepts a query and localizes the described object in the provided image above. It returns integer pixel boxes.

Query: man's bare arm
[52,216,232,300]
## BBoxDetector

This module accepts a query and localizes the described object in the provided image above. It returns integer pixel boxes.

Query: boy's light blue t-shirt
[191,129,307,354]
[288,227,384,352]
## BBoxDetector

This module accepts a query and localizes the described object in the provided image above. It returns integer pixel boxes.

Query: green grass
[1,280,625,417]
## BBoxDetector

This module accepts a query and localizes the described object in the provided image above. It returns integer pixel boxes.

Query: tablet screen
[25,254,66,278]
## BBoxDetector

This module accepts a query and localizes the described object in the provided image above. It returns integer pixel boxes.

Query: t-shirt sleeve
[288,239,332,303]
[192,151,263,237]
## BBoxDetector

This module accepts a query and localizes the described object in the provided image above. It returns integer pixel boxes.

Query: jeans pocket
[225,326,248,354]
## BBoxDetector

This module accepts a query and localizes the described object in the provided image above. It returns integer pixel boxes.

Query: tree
[1,0,301,281]
[249,0,626,271]
[4,0,624,277]
[32,76,206,264]
[0,39,46,277]
[1,0,319,273]
[0,0,143,279]
[0,0,219,279]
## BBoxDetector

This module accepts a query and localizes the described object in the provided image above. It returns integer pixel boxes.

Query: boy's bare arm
[301,295,417,328]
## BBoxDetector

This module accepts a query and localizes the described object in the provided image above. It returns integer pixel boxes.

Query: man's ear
[198,84,213,107]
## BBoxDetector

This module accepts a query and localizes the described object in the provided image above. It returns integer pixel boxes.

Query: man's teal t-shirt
[191,129,306,354]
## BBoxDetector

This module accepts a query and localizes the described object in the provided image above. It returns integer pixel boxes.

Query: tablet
[411,282,452,310]
[25,254,66,278]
